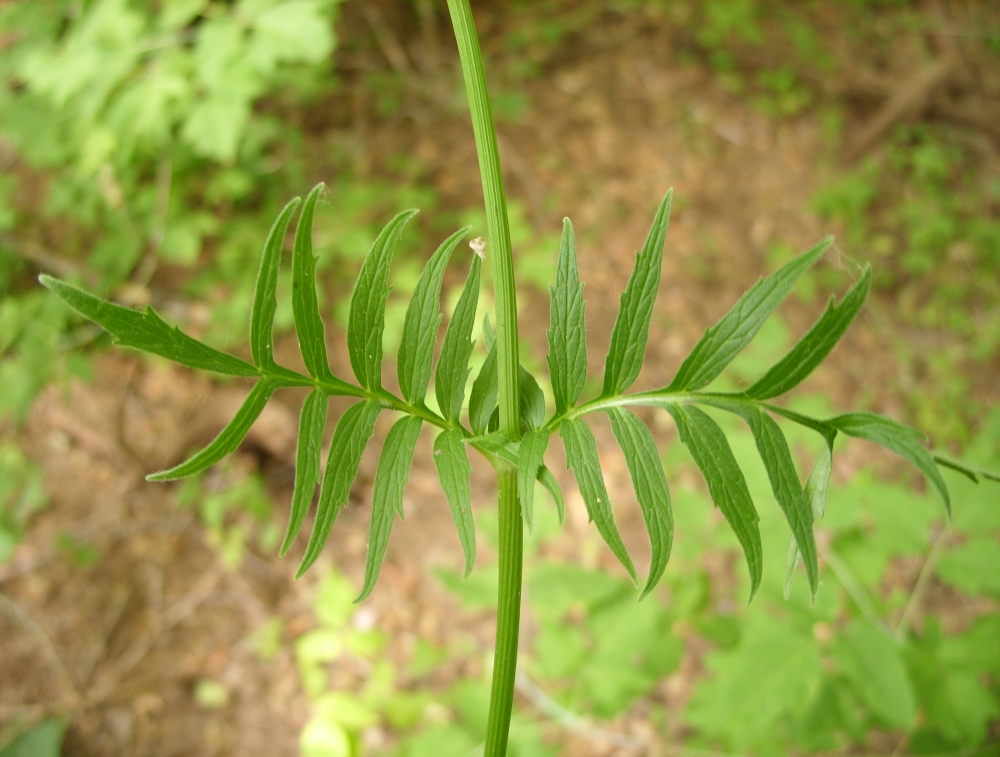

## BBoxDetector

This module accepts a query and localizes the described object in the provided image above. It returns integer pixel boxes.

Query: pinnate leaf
[602,191,672,397]
[348,209,419,390]
[40,276,259,377]
[547,218,587,414]
[667,403,763,600]
[147,379,278,481]
[607,408,673,599]
[281,389,327,556]
[518,428,551,530]
[251,196,301,369]
[398,228,469,404]
[292,184,333,381]
[358,415,423,601]
[297,400,380,577]
[560,418,637,581]
[668,236,832,392]
[828,412,950,513]
[435,255,481,423]
[433,429,476,576]
[747,265,872,399]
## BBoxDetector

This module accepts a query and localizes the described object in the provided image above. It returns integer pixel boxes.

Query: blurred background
[1,1,998,755]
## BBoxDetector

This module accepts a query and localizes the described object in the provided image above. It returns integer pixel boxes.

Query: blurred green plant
[0,442,49,563]
[813,126,1000,346]
[0,0,345,421]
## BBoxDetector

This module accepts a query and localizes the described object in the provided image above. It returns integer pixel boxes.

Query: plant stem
[446,1,522,754]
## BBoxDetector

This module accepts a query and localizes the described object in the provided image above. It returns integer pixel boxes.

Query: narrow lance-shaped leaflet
[602,191,673,397]
[547,217,587,415]
[398,228,470,404]
[297,400,381,577]
[292,184,333,381]
[517,428,551,530]
[358,415,423,601]
[607,407,674,599]
[697,397,819,597]
[280,389,327,556]
[667,403,763,600]
[250,196,301,370]
[667,236,833,392]
[348,210,420,391]
[434,429,476,576]
[560,418,637,581]
[39,276,259,378]
[435,255,481,423]
[148,380,279,481]
[746,265,872,400]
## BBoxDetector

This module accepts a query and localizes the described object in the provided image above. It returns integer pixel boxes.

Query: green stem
[446,2,522,754]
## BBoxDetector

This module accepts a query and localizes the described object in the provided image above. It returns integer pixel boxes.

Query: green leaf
[469,343,498,435]
[667,236,833,392]
[398,228,469,404]
[560,418,637,581]
[280,389,326,556]
[602,191,672,397]
[297,400,380,577]
[348,209,419,390]
[433,429,476,576]
[700,398,818,596]
[667,404,763,600]
[547,218,587,414]
[292,183,333,381]
[518,366,545,431]
[518,428,551,530]
[40,276,259,377]
[435,255,481,423]
[251,195,301,369]
[746,265,872,399]
[828,412,950,513]
[785,445,832,599]
[358,415,423,601]
[834,620,916,728]
[147,380,278,481]
[607,408,674,599]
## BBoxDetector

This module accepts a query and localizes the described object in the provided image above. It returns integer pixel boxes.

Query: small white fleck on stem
[470,236,486,260]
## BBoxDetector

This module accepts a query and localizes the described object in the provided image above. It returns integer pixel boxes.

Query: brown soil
[2,3,998,756]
